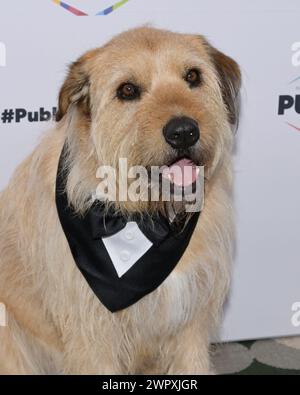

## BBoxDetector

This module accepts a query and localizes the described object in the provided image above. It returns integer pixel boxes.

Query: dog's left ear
[203,38,241,126]
[56,52,94,122]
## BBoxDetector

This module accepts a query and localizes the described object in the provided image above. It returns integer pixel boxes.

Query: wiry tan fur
[0,27,241,374]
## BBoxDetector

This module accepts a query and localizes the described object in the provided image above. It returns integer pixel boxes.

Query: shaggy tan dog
[0,27,240,374]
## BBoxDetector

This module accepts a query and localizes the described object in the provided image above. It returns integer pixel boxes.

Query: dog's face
[56,28,240,212]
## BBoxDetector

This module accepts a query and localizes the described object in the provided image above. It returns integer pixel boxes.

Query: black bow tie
[87,202,173,246]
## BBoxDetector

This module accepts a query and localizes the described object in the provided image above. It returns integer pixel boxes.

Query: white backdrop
[0,0,300,341]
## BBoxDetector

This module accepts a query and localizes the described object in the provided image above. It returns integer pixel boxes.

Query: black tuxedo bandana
[55,145,201,312]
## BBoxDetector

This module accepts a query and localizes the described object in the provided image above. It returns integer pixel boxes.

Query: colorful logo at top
[52,0,130,16]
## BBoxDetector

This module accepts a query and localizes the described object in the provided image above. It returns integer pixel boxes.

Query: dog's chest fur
[125,266,200,337]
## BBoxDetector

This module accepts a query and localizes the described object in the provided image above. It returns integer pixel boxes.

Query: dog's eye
[117,83,140,101]
[184,68,202,88]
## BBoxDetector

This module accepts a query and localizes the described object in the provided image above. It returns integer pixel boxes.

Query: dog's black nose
[163,117,200,149]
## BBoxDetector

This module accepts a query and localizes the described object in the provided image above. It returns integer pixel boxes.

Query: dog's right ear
[56,55,92,122]
[202,38,241,126]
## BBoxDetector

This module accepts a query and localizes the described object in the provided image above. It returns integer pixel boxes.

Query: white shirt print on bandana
[102,221,153,277]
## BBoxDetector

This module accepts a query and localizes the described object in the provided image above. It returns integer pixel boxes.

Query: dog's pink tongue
[162,158,199,187]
